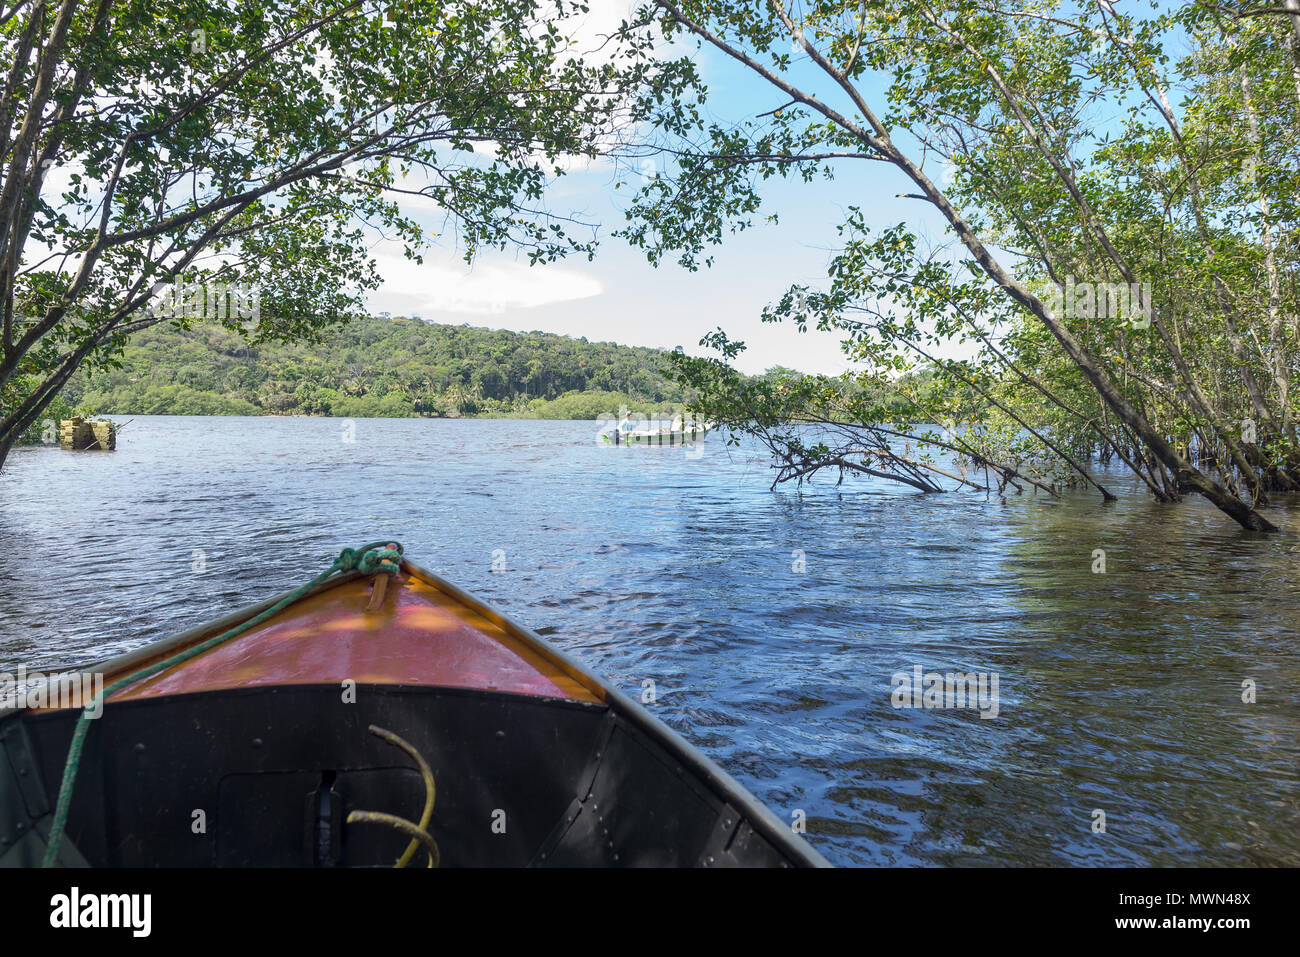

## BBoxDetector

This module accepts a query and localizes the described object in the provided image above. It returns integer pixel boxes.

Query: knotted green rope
[40,540,403,868]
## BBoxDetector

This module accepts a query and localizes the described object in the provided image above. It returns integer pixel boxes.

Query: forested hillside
[64,317,690,419]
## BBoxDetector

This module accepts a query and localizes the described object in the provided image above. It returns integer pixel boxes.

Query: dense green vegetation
[1,0,679,467]
[635,1,1300,531]
[61,317,692,419]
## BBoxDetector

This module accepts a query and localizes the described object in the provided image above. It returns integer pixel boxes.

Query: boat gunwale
[3,557,832,867]
[1,568,372,719]
[19,679,610,720]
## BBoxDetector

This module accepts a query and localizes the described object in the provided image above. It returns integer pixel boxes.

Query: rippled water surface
[2,416,1298,866]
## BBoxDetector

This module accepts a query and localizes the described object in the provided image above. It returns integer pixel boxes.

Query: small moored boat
[0,543,828,868]
[603,417,714,446]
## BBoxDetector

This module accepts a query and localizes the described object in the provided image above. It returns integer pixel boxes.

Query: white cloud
[366,244,603,317]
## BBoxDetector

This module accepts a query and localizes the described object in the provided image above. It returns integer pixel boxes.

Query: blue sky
[364,0,956,375]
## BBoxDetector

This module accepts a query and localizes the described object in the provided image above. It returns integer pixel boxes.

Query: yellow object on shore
[59,417,115,451]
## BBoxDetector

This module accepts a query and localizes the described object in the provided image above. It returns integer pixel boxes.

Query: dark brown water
[1,416,1297,865]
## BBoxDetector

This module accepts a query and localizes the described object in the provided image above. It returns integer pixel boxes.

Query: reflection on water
[1,416,1297,866]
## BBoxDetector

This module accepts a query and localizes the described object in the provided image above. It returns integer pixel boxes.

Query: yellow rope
[347,724,439,868]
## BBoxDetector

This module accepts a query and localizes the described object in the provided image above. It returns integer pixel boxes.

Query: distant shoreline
[64,404,687,422]
[58,317,692,423]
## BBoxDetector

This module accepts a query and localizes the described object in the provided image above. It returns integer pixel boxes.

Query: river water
[1,416,1297,866]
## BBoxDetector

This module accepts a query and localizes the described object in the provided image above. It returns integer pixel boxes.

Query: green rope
[40,540,403,868]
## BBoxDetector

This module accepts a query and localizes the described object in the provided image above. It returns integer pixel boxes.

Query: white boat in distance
[602,415,714,446]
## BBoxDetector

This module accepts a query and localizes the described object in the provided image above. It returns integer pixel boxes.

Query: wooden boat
[0,545,828,868]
